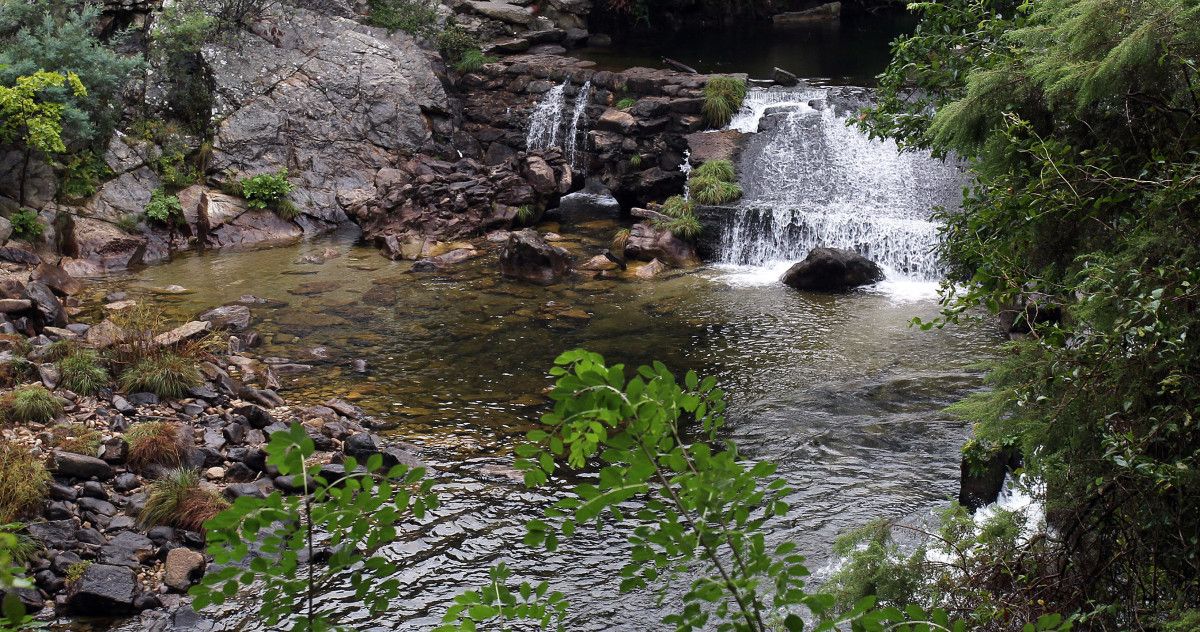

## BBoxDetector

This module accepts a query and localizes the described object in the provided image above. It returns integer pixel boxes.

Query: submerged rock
[499,229,572,285]
[780,247,883,292]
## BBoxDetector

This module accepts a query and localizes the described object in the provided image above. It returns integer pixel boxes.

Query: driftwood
[662,57,698,74]
[631,207,673,223]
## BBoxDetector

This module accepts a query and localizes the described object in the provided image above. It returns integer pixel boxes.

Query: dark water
[84,219,999,631]
[573,12,914,84]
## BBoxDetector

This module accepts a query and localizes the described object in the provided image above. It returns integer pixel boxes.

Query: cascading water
[526,80,592,169]
[714,86,966,284]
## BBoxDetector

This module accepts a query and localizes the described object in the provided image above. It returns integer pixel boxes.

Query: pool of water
[85,218,999,630]
[573,12,915,84]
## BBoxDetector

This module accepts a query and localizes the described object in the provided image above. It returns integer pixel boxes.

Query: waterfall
[564,80,591,167]
[526,80,592,169]
[525,81,567,151]
[713,87,966,282]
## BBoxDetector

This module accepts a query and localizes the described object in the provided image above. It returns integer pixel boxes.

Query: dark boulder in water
[499,229,572,285]
[780,247,883,292]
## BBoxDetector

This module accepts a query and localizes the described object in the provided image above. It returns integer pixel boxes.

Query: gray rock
[68,563,138,615]
[197,304,251,331]
[24,281,67,327]
[780,247,884,292]
[99,531,155,568]
[0,215,10,245]
[163,547,206,592]
[30,520,78,551]
[54,451,115,481]
[465,0,533,24]
[499,229,572,285]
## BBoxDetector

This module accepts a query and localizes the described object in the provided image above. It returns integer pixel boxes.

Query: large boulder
[67,563,138,615]
[781,247,883,292]
[624,222,699,268]
[204,7,448,230]
[499,229,572,285]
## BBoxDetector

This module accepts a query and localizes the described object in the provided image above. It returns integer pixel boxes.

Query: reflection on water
[92,222,998,631]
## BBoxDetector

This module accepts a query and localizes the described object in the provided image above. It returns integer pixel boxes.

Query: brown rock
[162,547,206,592]
[153,321,211,347]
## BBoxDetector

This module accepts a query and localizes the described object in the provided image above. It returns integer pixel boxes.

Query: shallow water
[84,218,1000,630]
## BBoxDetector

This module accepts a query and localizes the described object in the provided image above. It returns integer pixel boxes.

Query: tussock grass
[0,441,50,522]
[1,385,62,424]
[692,159,736,182]
[653,195,703,240]
[140,468,228,532]
[58,350,110,395]
[48,422,103,456]
[119,353,202,399]
[690,176,743,205]
[0,523,43,564]
[702,76,747,128]
[126,421,187,470]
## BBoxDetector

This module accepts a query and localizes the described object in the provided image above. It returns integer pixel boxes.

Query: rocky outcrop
[499,229,572,284]
[204,6,449,231]
[351,150,572,250]
[780,247,884,292]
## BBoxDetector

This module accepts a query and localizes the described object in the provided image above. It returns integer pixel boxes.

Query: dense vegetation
[844,0,1200,627]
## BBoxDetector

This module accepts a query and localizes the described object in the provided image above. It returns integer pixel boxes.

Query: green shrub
[689,175,742,205]
[628,153,643,168]
[126,421,186,470]
[1,385,62,424]
[145,188,184,225]
[514,205,537,226]
[366,0,439,34]
[659,194,694,218]
[42,339,76,362]
[7,209,42,240]
[140,468,227,532]
[454,48,493,73]
[57,350,110,395]
[0,442,50,522]
[240,169,295,213]
[692,159,735,182]
[59,151,112,201]
[119,353,202,399]
[702,76,746,128]
[435,24,480,65]
[0,356,36,387]
[616,97,637,109]
[156,146,200,189]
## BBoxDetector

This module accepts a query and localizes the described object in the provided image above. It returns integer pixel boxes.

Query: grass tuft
[140,468,228,532]
[702,76,747,128]
[65,561,91,585]
[58,350,111,395]
[653,195,703,240]
[690,176,743,205]
[48,423,103,456]
[0,442,50,522]
[126,421,187,471]
[119,353,202,399]
[692,159,736,182]
[1,385,63,424]
[616,97,637,109]
[0,523,43,565]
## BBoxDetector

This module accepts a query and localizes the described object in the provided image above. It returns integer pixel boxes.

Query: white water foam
[526,80,592,169]
[711,87,966,297]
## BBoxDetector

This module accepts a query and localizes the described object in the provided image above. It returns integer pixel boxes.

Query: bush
[689,176,742,205]
[454,48,493,73]
[145,188,184,225]
[1,385,62,424]
[616,97,637,109]
[0,442,50,522]
[57,350,110,395]
[702,76,746,128]
[435,24,480,66]
[366,0,439,34]
[140,468,227,532]
[59,151,112,201]
[119,354,202,399]
[240,169,294,213]
[47,422,103,456]
[7,209,42,240]
[692,159,735,182]
[125,421,186,471]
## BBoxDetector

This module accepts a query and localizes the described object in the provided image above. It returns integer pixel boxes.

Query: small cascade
[679,149,692,199]
[525,81,568,151]
[526,80,592,169]
[564,80,591,168]
[714,87,966,282]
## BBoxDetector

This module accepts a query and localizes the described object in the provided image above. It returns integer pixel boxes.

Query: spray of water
[564,80,591,168]
[526,80,593,169]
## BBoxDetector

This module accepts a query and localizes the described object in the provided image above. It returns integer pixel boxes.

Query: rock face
[780,247,884,292]
[499,229,572,285]
[204,7,448,231]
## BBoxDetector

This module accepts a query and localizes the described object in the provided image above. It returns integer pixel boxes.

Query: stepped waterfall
[714,87,966,282]
[526,80,593,169]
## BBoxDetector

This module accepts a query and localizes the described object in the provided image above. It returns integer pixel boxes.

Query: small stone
[54,451,115,481]
[162,547,205,592]
[203,466,225,480]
